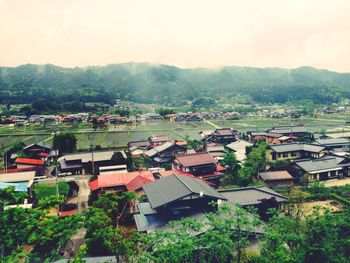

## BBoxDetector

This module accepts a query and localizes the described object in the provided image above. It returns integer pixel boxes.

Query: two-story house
[267,143,325,161]
[145,141,187,167]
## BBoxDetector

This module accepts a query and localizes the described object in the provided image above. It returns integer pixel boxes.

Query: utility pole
[88,133,95,176]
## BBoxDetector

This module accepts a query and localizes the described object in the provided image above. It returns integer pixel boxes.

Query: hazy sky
[1,0,350,71]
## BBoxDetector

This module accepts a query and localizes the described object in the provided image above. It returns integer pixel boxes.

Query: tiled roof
[269,126,308,134]
[295,156,344,173]
[226,140,253,152]
[15,158,44,165]
[175,152,217,167]
[218,186,288,206]
[270,143,325,153]
[145,141,176,157]
[259,171,294,181]
[149,135,169,143]
[128,140,150,148]
[315,138,350,146]
[89,170,154,191]
[143,174,226,209]
[215,128,237,136]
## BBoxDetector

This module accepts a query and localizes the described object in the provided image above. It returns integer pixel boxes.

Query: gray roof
[259,171,294,181]
[134,209,210,233]
[143,174,227,209]
[55,256,117,263]
[269,126,308,134]
[315,138,350,146]
[270,143,325,153]
[58,150,126,163]
[295,156,344,173]
[218,186,288,206]
[145,141,176,157]
[226,140,253,152]
[0,171,36,183]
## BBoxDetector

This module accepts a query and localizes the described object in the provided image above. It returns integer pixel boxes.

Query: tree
[139,204,263,263]
[53,132,77,154]
[155,107,176,117]
[84,192,138,257]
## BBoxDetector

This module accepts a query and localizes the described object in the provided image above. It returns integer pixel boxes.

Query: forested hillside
[1,63,350,105]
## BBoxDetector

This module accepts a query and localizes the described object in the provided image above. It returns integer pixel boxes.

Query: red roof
[37,152,49,157]
[0,166,43,174]
[15,158,44,166]
[59,209,78,217]
[216,165,226,172]
[89,170,155,192]
[159,169,193,177]
[175,152,217,167]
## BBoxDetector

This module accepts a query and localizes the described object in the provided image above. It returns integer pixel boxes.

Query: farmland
[1,116,350,152]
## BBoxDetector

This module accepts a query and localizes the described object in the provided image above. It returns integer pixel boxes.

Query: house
[258,171,294,187]
[58,151,127,175]
[205,145,226,161]
[218,186,288,209]
[89,170,155,197]
[98,165,128,175]
[173,152,224,182]
[247,131,297,144]
[128,140,150,156]
[0,171,36,199]
[22,142,54,159]
[144,113,162,120]
[148,135,170,146]
[267,126,310,138]
[294,155,350,181]
[315,138,350,152]
[15,158,45,169]
[267,143,325,161]
[226,140,253,162]
[145,141,187,167]
[134,174,288,233]
[203,128,239,144]
[134,174,227,233]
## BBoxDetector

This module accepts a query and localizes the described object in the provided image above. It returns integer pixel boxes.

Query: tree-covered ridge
[1,63,350,105]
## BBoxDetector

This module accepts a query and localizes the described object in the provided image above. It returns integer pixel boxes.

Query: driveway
[75,177,91,212]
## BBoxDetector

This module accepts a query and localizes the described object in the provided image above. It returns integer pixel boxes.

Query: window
[291,151,297,157]
[283,152,288,158]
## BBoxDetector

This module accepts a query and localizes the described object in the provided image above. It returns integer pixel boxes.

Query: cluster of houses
[4,124,350,236]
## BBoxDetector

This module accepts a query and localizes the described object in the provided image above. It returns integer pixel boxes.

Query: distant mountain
[1,63,350,105]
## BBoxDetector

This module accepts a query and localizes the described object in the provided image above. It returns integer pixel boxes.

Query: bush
[34,182,70,201]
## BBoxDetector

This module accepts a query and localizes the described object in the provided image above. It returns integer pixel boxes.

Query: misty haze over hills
[1,63,350,105]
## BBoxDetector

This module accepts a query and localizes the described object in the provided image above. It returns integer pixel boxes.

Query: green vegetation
[34,182,70,201]
[53,132,77,154]
[0,189,82,262]
[1,64,350,105]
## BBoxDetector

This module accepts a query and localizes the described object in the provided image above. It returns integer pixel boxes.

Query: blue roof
[0,182,28,192]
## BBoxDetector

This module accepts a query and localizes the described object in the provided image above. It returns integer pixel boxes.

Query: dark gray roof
[270,143,325,153]
[134,209,210,233]
[218,186,288,206]
[295,156,344,173]
[143,174,227,209]
[269,126,308,134]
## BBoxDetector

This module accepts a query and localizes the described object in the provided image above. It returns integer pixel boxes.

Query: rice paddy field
[1,115,350,152]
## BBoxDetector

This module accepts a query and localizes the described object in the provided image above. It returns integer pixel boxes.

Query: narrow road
[75,178,91,212]
[205,120,222,129]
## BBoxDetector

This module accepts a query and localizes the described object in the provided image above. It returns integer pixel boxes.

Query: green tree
[53,132,77,154]
[155,107,176,117]
[139,204,262,263]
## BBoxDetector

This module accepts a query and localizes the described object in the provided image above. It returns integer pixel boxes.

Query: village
[3,108,350,260]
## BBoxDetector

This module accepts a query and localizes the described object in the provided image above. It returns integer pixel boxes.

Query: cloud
[0,0,350,71]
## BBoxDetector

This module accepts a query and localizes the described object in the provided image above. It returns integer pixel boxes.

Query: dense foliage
[53,132,77,154]
[1,64,350,105]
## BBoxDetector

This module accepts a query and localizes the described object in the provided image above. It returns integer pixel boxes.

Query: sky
[1,0,350,72]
